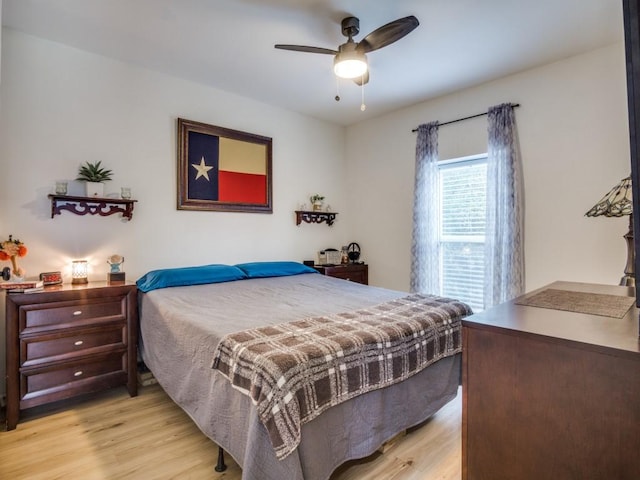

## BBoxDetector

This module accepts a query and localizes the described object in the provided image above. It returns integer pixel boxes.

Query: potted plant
[76,161,113,197]
[310,194,325,211]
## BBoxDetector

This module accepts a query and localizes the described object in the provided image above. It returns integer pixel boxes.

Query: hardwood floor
[0,385,461,480]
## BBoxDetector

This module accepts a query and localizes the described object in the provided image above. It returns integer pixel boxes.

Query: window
[438,154,487,312]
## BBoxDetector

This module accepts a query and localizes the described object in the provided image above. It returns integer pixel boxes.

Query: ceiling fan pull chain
[361,79,366,111]
[335,77,341,102]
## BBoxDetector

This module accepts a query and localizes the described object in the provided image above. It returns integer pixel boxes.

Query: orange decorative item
[0,235,27,279]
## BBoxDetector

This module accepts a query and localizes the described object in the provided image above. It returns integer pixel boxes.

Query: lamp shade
[334,57,367,79]
[333,44,368,79]
[71,260,88,284]
[585,176,632,217]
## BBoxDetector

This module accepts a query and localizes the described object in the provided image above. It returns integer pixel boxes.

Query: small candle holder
[71,260,88,284]
[55,181,68,195]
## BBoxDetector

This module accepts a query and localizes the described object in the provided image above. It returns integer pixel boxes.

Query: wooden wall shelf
[295,210,338,226]
[48,195,138,221]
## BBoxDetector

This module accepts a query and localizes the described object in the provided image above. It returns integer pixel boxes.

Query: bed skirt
[145,346,460,480]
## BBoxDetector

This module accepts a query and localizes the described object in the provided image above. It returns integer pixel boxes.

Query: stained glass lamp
[585,175,634,287]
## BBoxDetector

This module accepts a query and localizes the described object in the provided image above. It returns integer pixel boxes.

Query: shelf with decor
[295,210,338,226]
[48,195,138,221]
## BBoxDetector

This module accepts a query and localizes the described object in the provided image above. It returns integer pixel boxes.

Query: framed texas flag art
[177,118,273,213]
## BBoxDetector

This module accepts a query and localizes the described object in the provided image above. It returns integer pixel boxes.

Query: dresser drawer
[21,323,126,367]
[20,298,125,334]
[20,352,128,409]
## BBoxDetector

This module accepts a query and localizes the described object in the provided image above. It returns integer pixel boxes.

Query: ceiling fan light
[334,53,368,79]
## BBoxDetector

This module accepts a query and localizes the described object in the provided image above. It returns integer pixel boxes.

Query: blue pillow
[235,261,318,279]
[137,264,247,292]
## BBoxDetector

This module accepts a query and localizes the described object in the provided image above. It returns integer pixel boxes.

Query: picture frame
[177,118,273,213]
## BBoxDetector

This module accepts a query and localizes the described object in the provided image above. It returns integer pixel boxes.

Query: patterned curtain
[484,103,525,307]
[410,121,440,293]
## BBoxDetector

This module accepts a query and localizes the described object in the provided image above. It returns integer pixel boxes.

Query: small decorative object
[76,161,113,197]
[40,271,63,285]
[55,181,68,195]
[347,242,361,263]
[107,254,126,284]
[0,235,27,280]
[341,246,349,264]
[310,194,325,211]
[71,260,89,284]
[585,175,634,286]
[319,248,341,265]
[120,187,132,199]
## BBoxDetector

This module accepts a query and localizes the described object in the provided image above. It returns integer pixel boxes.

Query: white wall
[346,43,630,292]
[0,29,350,280]
[0,29,350,396]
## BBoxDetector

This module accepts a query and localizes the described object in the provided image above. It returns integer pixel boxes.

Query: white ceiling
[1,0,624,126]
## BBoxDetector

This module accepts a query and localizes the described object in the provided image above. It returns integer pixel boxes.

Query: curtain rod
[411,103,521,132]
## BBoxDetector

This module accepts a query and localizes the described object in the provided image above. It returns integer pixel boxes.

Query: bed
[137,262,471,480]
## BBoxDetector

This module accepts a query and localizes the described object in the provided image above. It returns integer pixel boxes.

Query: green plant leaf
[76,161,114,182]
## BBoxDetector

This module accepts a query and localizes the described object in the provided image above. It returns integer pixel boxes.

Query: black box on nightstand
[108,272,126,284]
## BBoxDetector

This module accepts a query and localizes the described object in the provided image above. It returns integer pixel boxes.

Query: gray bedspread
[139,273,462,480]
[213,293,468,460]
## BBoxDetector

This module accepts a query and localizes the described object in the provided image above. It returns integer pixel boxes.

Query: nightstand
[314,263,368,285]
[4,282,138,430]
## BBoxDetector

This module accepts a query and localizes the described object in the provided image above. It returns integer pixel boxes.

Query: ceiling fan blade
[356,15,419,54]
[353,70,370,86]
[274,44,338,55]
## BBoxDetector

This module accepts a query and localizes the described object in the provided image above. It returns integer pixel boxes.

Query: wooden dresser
[5,282,138,430]
[314,263,368,285]
[462,281,640,480]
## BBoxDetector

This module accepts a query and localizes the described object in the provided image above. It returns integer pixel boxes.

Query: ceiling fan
[275,15,419,86]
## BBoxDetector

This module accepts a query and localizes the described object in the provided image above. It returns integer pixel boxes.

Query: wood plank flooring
[0,385,461,480]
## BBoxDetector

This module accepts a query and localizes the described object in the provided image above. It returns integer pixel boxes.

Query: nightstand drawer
[21,324,126,367]
[327,269,366,283]
[21,298,125,333]
[315,264,368,285]
[20,352,127,408]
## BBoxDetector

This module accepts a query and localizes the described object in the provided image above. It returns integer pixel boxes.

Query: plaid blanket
[212,293,472,459]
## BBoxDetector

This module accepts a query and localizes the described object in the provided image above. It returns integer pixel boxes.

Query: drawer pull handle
[73,311,82,316]
[74,340,84,346]
[74,371,83,377]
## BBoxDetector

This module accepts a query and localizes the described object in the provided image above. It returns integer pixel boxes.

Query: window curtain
[484,103,525,307]
[410,121,440,294]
